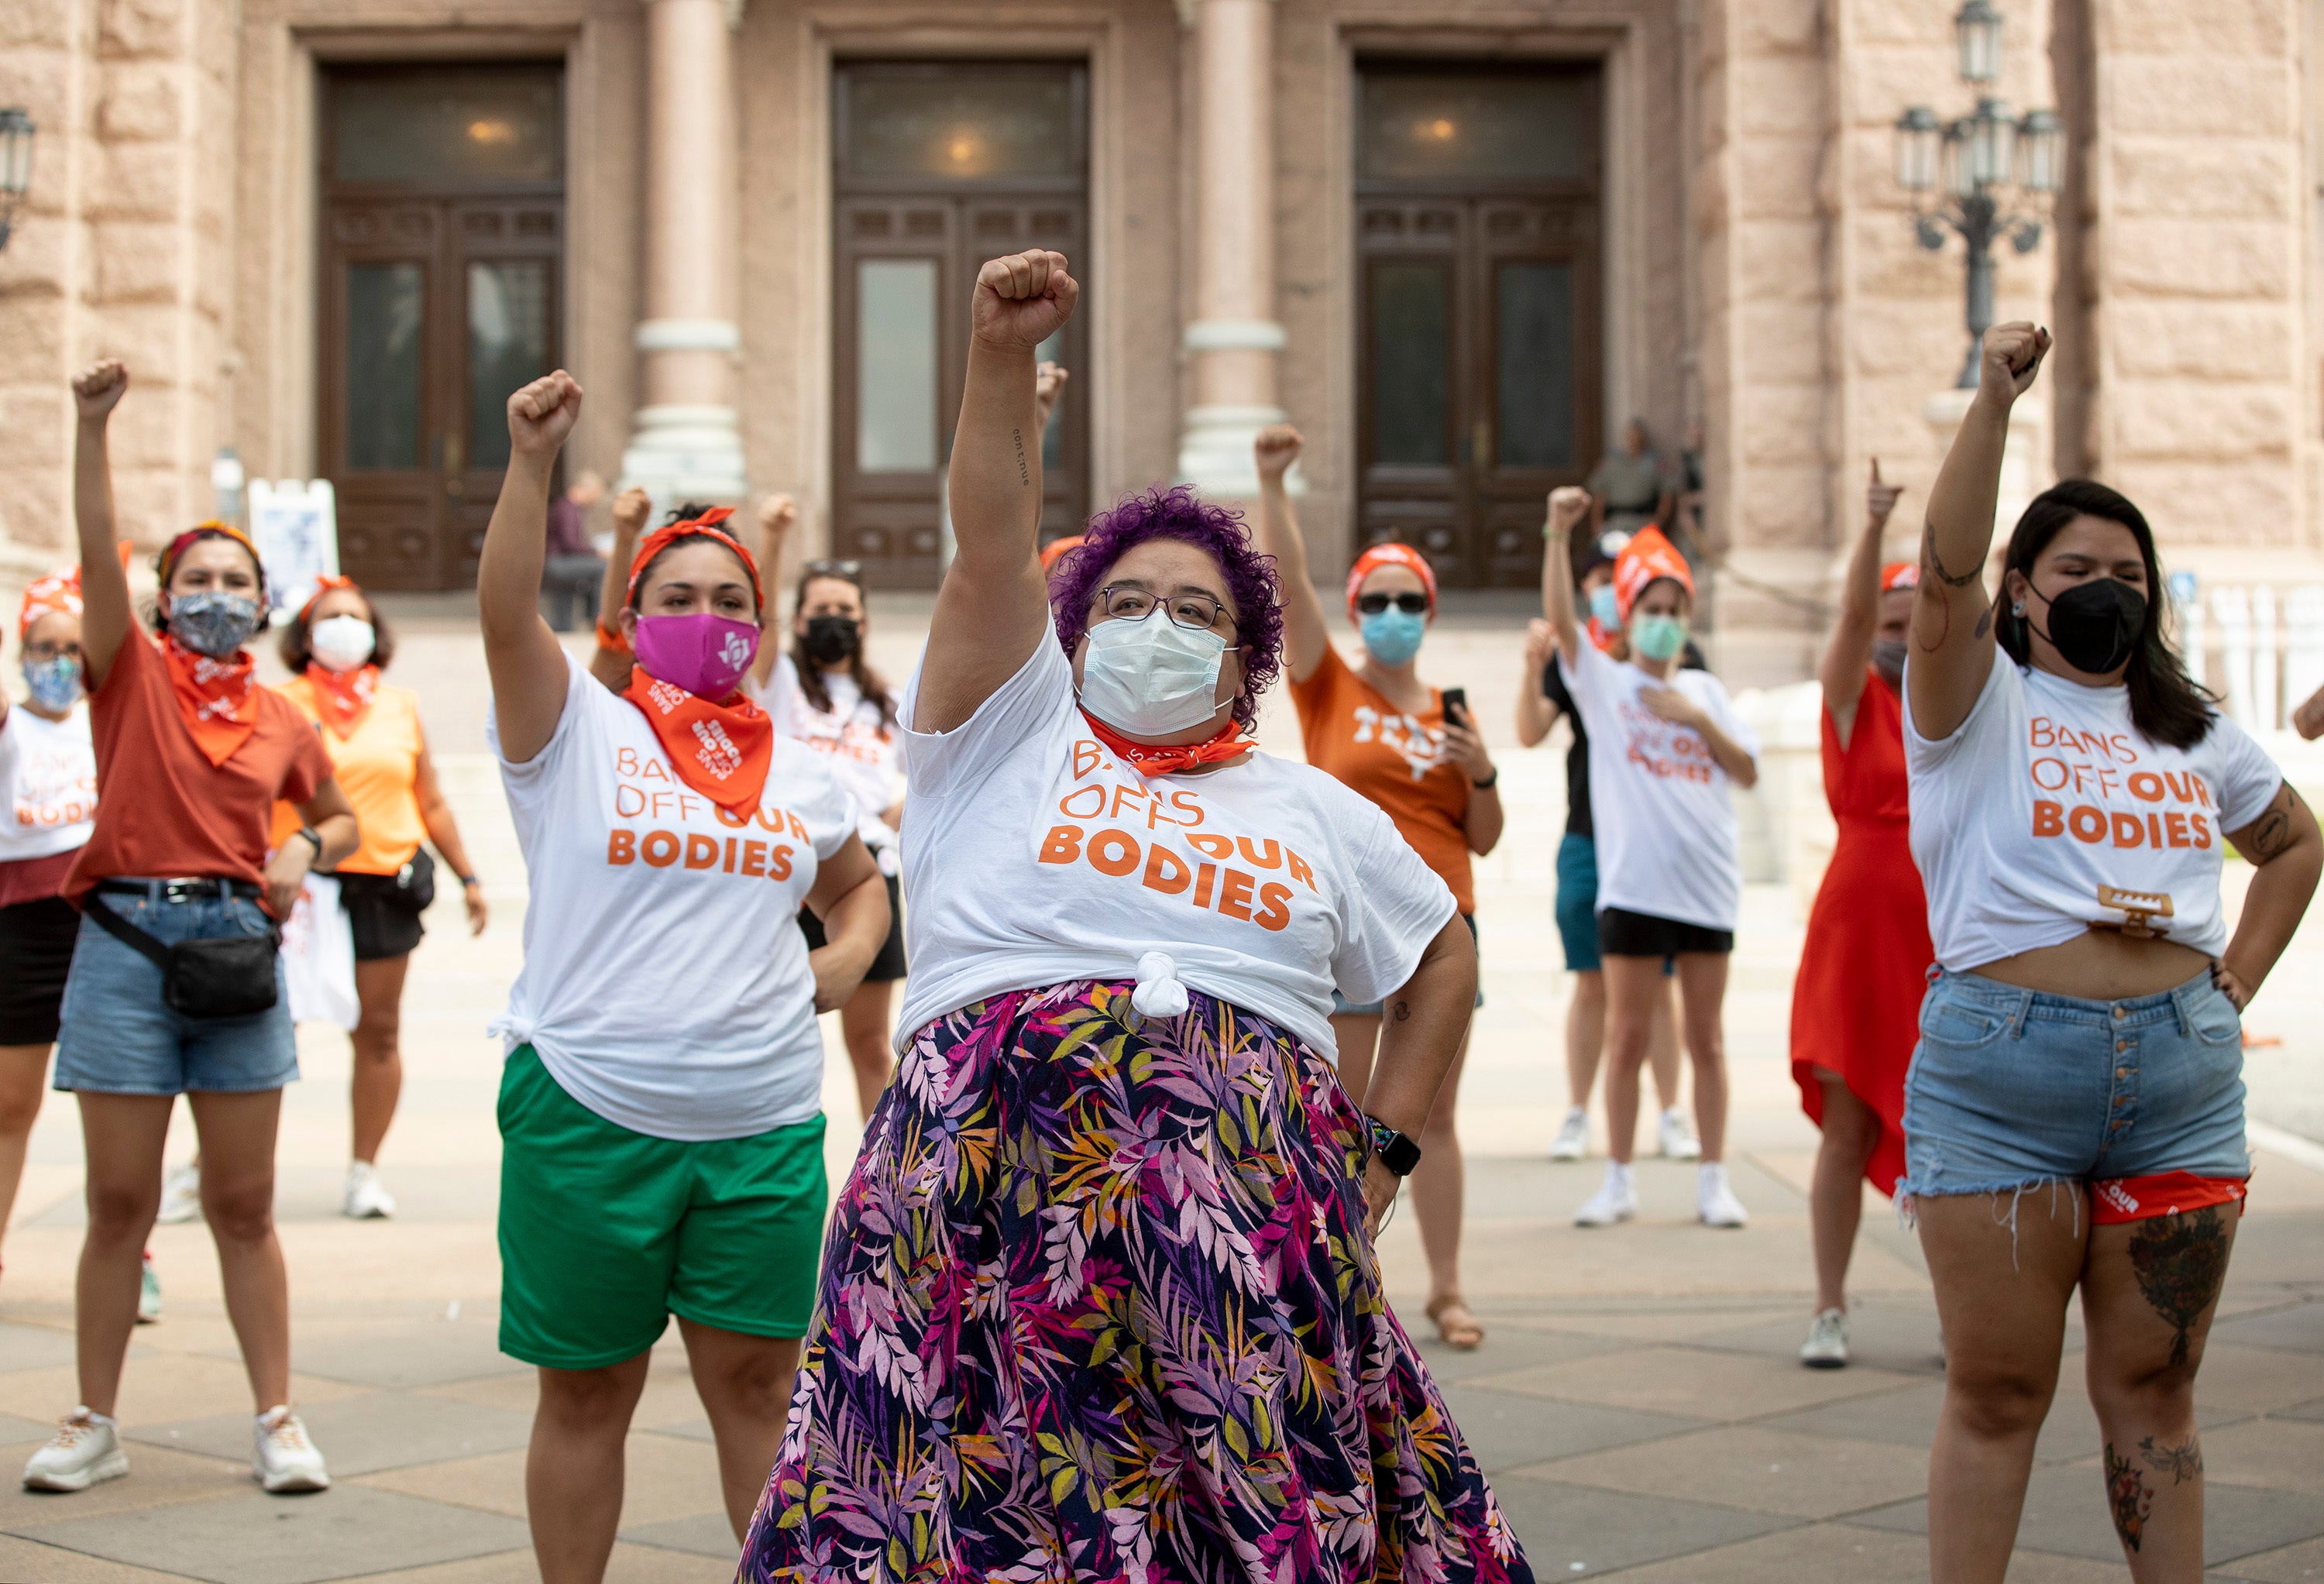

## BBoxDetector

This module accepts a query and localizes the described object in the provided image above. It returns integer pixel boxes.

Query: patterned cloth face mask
[22,655,83,712]
[167,591,263,659]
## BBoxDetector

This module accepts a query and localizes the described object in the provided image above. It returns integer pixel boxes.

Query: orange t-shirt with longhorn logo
[1287,642,1474,913]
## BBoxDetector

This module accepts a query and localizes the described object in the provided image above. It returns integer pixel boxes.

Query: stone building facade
[0,0,2316,688]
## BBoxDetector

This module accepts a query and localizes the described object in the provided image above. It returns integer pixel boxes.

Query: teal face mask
[1358,607,1427,667]
[1587,586,1621,630]
[1632,613,1687,661]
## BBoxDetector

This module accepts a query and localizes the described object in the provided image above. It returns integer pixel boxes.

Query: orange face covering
[621,670,775,815]
[1080,710,1253,778]
[305,662,379,737]
[160,636,260,766]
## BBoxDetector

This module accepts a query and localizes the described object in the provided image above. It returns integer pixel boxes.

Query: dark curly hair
[1050,486,1284,731]
[277,585,396,674]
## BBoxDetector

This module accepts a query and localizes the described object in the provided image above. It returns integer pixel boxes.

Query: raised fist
[1033,362,1071,431]
[757,493,799,538]
[1978,322,2050,410]
[73,360,129,422]
[1866,458,1903,527]
[1547,486,1591,531]
[971,251,1079,353]
[507,371,583,458]
[1253,424,1303,480]
[1524,617,1556,672]
[610,486,651,537]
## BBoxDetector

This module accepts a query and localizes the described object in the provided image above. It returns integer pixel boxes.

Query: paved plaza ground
[2,596,2321,1582]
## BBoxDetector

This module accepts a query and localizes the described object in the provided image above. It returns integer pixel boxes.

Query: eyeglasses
[803,558,863,579]
[22,641,83,662]
[1356,591,1430,616]
[1092,583,1236,634]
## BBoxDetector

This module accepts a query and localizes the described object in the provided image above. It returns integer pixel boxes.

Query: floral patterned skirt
[739,981,1532,1584]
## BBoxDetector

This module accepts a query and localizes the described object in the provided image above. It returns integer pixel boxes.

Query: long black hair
[1997,479,2216,750]
[792,564,896,728]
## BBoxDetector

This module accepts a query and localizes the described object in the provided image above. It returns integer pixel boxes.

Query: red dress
[1789,668,1931,1197]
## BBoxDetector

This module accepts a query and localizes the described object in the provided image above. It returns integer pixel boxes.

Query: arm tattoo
[2241,785,2301,864]
[2127,1207,2230,1366]
[1391,1000,1411,1022]
[2139,1435,2203,1485]
[1973,606,1992,640]
[2106,1443,2154,1552]
[1011,427,1029,486]
[1921,523,1984,589]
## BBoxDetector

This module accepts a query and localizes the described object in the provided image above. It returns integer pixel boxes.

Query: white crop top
[1904,650,2283,967]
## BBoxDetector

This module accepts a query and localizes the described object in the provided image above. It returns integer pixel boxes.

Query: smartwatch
[1363,1115,1422,1176]
[295,826,323,857]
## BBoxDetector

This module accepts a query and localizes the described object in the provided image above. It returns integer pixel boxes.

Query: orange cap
[1613,525,1693,625]
[1880,562,1919,593]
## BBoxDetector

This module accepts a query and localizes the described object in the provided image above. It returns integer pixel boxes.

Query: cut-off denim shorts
[1899,967,2249,1206]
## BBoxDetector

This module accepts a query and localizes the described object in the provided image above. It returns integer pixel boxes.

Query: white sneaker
[342,1161,397,1220]
[156,1164,201,1225]
[1800,1307,1849,1368]
[1573,1163,1638,1227]
[1548,1106,1590,1161]
[136,1252,161,1325]
[252,1406,329,1493]
[22,1409,129,1492]
[1657,1106,1701,1160]
[1698,1163,1748,1228]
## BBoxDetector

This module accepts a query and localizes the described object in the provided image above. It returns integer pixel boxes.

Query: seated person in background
[541,468,607,632]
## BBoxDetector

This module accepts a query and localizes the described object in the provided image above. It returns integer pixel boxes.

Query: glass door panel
[855,259,940,472]
[345,263,425,470]
[1370,261,1452,466]
[466,259,552,472]
[1494,260,1575,469]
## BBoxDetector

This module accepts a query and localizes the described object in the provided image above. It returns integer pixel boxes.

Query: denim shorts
[1899,967,2248,1201]
[52,888,299,1096]
[1334,912,1483,1015]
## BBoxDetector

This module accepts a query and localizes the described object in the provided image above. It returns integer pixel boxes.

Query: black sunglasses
[1356,591,1430,616]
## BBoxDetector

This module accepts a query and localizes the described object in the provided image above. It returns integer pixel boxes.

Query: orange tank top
[270,676,428,875]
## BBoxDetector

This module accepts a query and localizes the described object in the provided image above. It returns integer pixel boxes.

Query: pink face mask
[632,613,760,699]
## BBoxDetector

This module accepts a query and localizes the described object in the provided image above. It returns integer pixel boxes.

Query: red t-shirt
[64,631,335,905]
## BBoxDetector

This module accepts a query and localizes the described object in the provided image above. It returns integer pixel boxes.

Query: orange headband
[1612,524,1693,625]
[299,572,360,621]
[159,521,266,596]
[19,569,82,638]
[624,508,762,608]
[1039,534,1085,573]
[1880,562,1919,593]
[1346,542,1438,618]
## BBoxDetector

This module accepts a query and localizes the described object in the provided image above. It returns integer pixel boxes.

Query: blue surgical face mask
[165,590,263,659]
[1587,586,1621,630]
[1358,606,1427,667]
[23,655,84,713]
[1632,613,1687,661]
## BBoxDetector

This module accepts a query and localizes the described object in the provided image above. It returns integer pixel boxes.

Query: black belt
[95,878,265,905]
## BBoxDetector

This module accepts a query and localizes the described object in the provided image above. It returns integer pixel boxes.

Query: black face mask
[802,614,861,667]
[2027,576,2146,676]
[1872,639,1908,690]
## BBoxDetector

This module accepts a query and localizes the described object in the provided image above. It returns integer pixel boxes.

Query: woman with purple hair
[741,250,1530,1584]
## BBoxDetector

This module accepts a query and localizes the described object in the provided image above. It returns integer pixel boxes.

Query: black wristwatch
[1364,1115,1422,1176]
[1471,768,1499,790]
[295,826,323,857]
[457,873,480,888]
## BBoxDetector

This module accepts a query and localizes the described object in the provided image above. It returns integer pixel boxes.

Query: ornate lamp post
[0,108,34,252]
[1893,1,2061,387]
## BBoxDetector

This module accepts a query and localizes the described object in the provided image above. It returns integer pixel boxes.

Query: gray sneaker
[1800,1307,1849,1369]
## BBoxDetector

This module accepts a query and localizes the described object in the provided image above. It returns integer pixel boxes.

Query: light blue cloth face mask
[1588,586,1621,630]
[1631,613,1687,661]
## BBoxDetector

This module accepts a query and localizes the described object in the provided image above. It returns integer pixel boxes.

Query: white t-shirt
[893,621,1457,1058]
[0,703,97,864]
[1905,651,2283,966]
[487,655,854,1141]
[764,653,905,872]
[1556,640,1758,932]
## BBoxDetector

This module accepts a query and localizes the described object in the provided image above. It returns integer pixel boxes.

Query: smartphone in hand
[1440,686,1469,728]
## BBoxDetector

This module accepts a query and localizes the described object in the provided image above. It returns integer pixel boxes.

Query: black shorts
[0,894,82,1046]
[1597,905,1734,959]
[337,871,428,961]
[797,869,906,984]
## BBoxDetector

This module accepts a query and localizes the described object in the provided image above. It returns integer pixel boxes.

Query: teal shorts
[496,1045,827,1371]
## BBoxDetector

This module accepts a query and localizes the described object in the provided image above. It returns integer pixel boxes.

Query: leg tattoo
[2106,1441,2154,1553]
[2139,1435,2202,1486]
[2126,1208,2229,1366]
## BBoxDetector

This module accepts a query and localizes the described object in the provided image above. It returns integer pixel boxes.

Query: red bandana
[1080,711,1253,778]
[621,669,775,815]
[160,635,259,766]
[305,662,379,737]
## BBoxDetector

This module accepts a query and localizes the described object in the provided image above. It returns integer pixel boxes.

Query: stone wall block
[1734,139,1824,221]
[0,390,65,471]
[99,0,185,60]
[91,221,184,304]
[1851,217,1963,297]
[2099,0,2291,57]
[0,297,66,372]
[1845,311,1973,380]
[1735,57,1826,136]
[88,141,183,222]
[2113,381,2294,462]
[2116,461,2296,542]
[0,0,77,50]
[1739,302,1827,380]
[2107,301,2295,380]
[2106,139,2294,221]
[0,43,75,125]
[1738,218,1824,301]
[81,304,187,384]
[107,470,187,544]
[0,471,67,555]
[2103,57,2292,139]
[1736,0,1822,55]
[1737,462,1828,546]
[98,61,185,141]
[2108,221,2292,301]
[1738,383,1825,465]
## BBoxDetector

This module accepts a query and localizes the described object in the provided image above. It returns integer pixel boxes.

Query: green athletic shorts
[496,1045,827,1370]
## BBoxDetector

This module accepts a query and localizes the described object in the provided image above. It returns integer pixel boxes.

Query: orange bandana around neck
[621,670,775,815]
[1080,710,1253,778]
[305,662,379,737]
[160,635,259,766]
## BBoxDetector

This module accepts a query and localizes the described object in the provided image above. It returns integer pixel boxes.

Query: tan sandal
[1427,1294,1485,1351]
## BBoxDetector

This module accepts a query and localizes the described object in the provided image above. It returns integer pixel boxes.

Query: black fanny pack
[382,847,436,917]
[84,885,280,1021]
